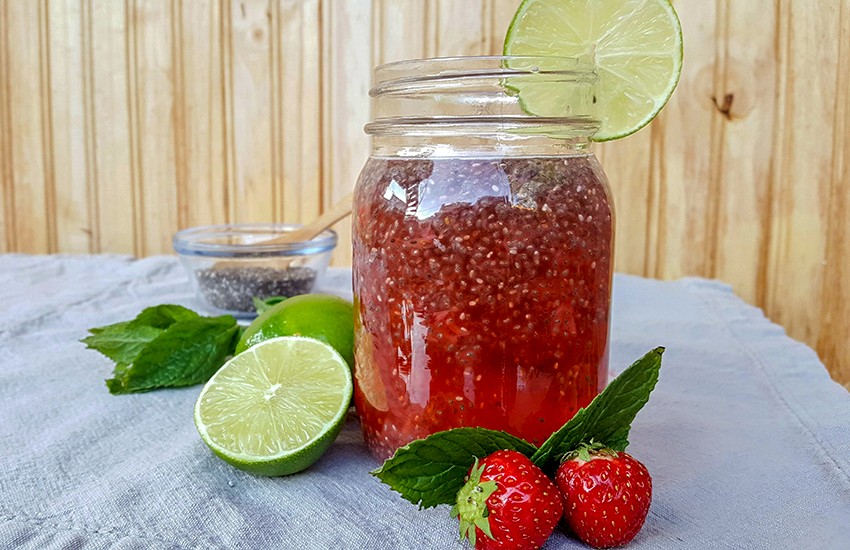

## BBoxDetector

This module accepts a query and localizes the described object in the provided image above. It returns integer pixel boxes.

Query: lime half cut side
[194,336,353,476]
[504,0,683,141]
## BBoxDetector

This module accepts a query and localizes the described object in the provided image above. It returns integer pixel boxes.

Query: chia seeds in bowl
[196,265,318,312]
[173,224,337,319]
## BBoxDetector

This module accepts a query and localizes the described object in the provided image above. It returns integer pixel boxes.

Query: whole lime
[236,294,354,370]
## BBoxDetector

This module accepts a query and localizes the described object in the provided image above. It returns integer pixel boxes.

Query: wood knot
[712,93,735,120]
[695,60,757,119]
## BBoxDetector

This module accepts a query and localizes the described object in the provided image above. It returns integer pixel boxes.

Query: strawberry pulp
[353,156,613,460]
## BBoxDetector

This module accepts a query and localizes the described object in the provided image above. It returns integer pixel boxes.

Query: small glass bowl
[173,224,337,319]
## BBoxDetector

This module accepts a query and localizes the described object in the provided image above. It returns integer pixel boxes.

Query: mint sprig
[373,348,663,507]
[531,347,664,471]
[371,428,536,509]
[108,316,239,394]
[82,305,239,395]
[82,305,200,365]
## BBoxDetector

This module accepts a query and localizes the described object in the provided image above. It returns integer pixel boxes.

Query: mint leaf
[113,362,129,377]
[129,304,199,330]
[372,428,536,510]
[103,363,132,394]
[105,377,127,395]
[88,305,196,335]
[107,316,239,394]
[84,306,241,394]
[83,305,198,364]
[531,347,664,471]
[88,321,130,335]
[253,296,287,314]
[82,324,163,365]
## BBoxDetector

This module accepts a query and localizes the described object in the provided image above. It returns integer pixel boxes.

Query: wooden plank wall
[0,0,848,387]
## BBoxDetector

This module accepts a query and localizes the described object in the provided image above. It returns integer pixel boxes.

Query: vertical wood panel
[4,0,50,253]
[226,0,274,226]
[90,0,135,254]
[596,134,653,277]
[488,0,520,54]
[220,0,235,224]
[38,0,58,253]
[48,0,94,254]
[713,0,777,306]
[275,0,321,225]
[373,0,427,64]
[132,0,179,256]
[322,0,372,267]
[171,0,189,230]
[0,0,12,252]
[176,0,227,229]
[818,0,850,384]
[766,0,840,347]
[646,0,717,281]
[270,0,283,223]
[0,0,848,385]
[80,0,100,252]
[434,0,487,57]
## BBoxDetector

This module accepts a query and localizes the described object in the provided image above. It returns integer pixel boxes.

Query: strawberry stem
[563,439,617,463]
[450,458,497,545]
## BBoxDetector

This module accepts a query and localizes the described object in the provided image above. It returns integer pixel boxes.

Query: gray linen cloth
[1,254,848,550]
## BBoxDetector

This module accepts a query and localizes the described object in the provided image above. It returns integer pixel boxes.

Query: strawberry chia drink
[353,57,613,460]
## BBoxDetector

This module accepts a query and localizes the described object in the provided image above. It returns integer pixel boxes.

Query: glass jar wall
[352,57,614,460]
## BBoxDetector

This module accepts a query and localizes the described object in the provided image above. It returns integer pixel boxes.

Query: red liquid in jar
[353,156,613,460]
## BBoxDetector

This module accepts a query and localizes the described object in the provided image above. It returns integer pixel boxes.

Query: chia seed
[196,266,317,312]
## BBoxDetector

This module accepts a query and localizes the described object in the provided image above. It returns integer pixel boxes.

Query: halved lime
[504,0,683,141]
[194,336,353,476]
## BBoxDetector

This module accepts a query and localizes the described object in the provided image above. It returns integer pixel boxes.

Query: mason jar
[352,56,614,460]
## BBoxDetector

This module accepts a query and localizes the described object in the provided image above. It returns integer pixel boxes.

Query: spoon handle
[262,192,354,245]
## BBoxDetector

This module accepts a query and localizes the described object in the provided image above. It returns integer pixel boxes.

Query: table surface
[1,254,849,550]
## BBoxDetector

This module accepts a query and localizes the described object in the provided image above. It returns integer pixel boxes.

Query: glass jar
[352,56,614,460]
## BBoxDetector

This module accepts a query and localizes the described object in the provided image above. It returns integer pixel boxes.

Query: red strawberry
[451,450,563,550]
[555,443,652,548]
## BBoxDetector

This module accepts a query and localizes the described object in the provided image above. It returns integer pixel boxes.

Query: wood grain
[712,0,776,307]
[818,0,850,389]
[0,0,12,253]
[90,0,135,254]
[322,0,371,268]
[48,0,92,254]
[4,0,50,254]
[767,1,840,356]
[175,0,228,230]
[227,0,274,226]
[0,0,848,387]
[373,0,427,64]
[434,0,487,57]
[276,0,322,226]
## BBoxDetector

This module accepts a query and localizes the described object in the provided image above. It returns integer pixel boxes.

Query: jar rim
[367,55,601,140]
[371,55,597,97]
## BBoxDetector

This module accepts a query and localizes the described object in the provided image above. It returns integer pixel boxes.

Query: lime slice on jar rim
[504,0,684,141]
[194,336,353,476]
